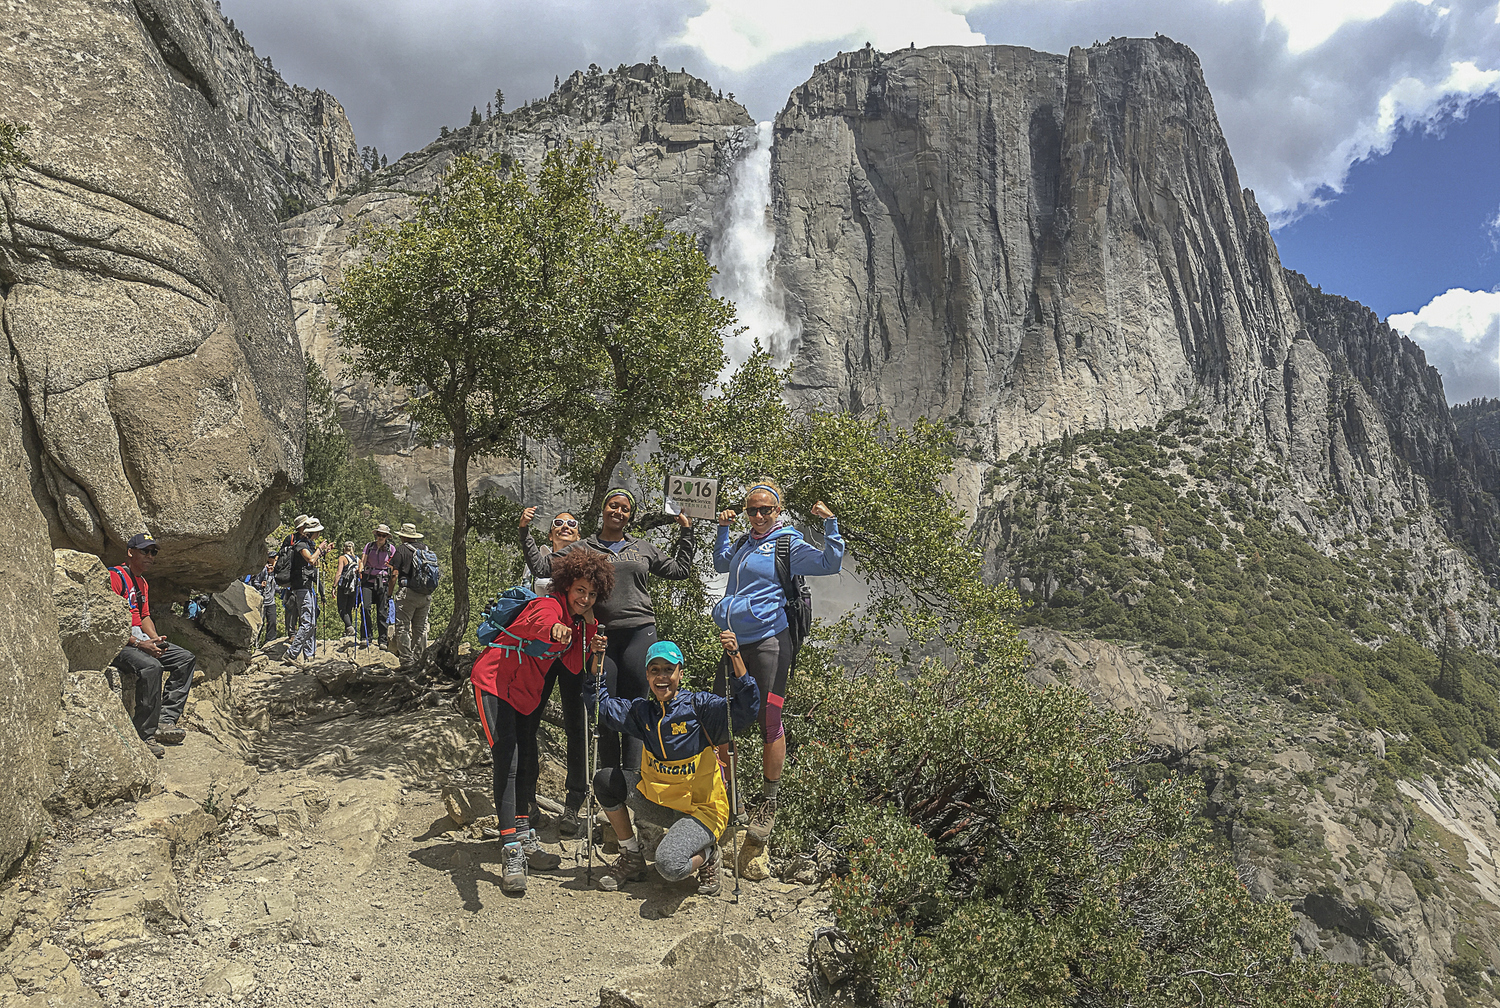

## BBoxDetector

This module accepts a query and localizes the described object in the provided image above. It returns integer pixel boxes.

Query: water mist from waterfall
[710,121,801,380]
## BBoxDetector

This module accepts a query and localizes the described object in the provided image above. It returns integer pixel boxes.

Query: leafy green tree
[778,614,1399,1007]
[549,201,737,523]
[334,150,599,658]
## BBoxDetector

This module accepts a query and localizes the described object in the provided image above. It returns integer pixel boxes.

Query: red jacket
[470,593,599,715]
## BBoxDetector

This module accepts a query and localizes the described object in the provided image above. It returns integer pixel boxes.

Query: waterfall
[710,121,801,379]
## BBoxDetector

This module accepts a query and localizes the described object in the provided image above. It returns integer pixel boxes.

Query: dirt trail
[3,642,832,1008]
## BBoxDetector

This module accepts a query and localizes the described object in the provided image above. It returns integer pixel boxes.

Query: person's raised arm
[517,507,554,577]
[787,500,845,576]
[647,513,697,580]
[713,510,737,573]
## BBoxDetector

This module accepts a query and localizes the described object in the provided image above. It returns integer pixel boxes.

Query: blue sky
[222,0,1500,403]
[1274,99,1498,320]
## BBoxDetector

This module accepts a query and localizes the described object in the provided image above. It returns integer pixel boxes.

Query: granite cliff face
[281,64,752,517]
[771,39,1497,628]
[0,0,331,876]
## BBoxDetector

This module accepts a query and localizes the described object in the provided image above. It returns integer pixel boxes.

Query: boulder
[600,930,783,1008]
[202,580,260,651]
[44,669,159,816]
[51,550,132,673]
[2,0,308,587]
[443,783,495,827]
[199,960,258,998]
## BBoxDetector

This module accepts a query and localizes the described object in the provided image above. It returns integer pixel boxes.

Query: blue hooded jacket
[712,519,844,645]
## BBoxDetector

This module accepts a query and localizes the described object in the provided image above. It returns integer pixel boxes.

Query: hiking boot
[520,829,561,871]
[143,738,165,759]
[746,797,779,844]
[500,842,527,894]
[598,846,647,892]
[557,801,583,838]
[696,844,723,897]
[154,722,186,745]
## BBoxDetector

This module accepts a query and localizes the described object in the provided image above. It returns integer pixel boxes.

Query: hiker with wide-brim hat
[286,518,331,666]
[471,548,613,894]
[358,523,396,647]
[529,488,696,778]
[592,632,759,895]
[390,523,434,663]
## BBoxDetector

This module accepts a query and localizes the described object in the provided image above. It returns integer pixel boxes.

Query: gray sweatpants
[593,768,717,882]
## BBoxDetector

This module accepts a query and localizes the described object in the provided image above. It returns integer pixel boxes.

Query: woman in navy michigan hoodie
[712,478,843,844]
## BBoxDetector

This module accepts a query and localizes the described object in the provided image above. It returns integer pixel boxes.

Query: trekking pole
[586,625,605,885]
[724,646,747,904]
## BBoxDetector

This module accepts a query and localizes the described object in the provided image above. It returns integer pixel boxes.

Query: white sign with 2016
[665,475,719,521]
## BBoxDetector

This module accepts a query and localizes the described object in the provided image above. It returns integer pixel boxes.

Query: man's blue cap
[644,641,684,667]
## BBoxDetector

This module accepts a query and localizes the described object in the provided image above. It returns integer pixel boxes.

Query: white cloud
[1256,0,1417,52]
[675,0,987,71]
[1387,288,1500,404]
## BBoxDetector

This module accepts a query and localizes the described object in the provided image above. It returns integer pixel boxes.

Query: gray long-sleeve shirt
[526,528,696,630]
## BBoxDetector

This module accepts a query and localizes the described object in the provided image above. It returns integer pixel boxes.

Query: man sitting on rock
[108,533,197,758]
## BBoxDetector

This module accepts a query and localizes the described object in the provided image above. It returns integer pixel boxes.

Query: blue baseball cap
[644,641,684,667]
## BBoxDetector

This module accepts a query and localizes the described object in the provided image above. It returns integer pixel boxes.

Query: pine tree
[554,75,560,89]
[439,125,450,139]
[494,88,505,113]
[486,101,492,119]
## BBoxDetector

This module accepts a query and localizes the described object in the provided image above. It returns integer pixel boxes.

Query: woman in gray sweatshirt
[527,488,696,774]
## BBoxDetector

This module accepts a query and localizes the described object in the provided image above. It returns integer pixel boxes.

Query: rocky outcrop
[0,0,322,877]
[204,8,360,214]
[775,39,1496,643]
[52,550,132,674]
[281,64,752,518]
[1,0,307,588]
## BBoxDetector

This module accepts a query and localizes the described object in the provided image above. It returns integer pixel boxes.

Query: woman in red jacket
[470,549,615,894]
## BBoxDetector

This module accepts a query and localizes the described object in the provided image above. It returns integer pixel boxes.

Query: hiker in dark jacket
[389,523,433,663]
[334,541,359,636]
[713,478,842,844]
[529,488,695,775]
[592,631,760,895]
[470,549,613,894]
[518,506,580,595]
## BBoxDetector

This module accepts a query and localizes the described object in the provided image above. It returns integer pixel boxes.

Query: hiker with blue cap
[591,632,760,895]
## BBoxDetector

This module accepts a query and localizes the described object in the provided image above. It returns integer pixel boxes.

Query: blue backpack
[476,586,554,656]
[409,545,442,595]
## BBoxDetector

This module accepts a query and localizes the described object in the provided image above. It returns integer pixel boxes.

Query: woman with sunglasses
[518,508,581,595]
[530,488,696,778]
[712,478,842,845]
[517,506,588,833]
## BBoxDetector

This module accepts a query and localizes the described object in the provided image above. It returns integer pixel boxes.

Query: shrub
[776,617,1398,1006]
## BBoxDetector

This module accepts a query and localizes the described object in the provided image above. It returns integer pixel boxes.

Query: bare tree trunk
[439,438,473,662]
[585,435,629,535]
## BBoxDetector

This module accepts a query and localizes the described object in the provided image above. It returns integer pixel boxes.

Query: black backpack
[731,533,814,655]
[272,539,295,587]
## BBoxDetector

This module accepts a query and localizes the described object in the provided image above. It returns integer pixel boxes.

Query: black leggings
[475,686,542,838]
[714,628,792,743]
[537,660,587,805]
[600,623,658,772]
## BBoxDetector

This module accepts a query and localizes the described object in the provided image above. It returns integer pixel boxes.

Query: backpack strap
[774,535,794,599]
[107,565,136,598]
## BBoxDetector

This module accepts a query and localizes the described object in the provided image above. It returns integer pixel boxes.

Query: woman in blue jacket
[712,478,843,844]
